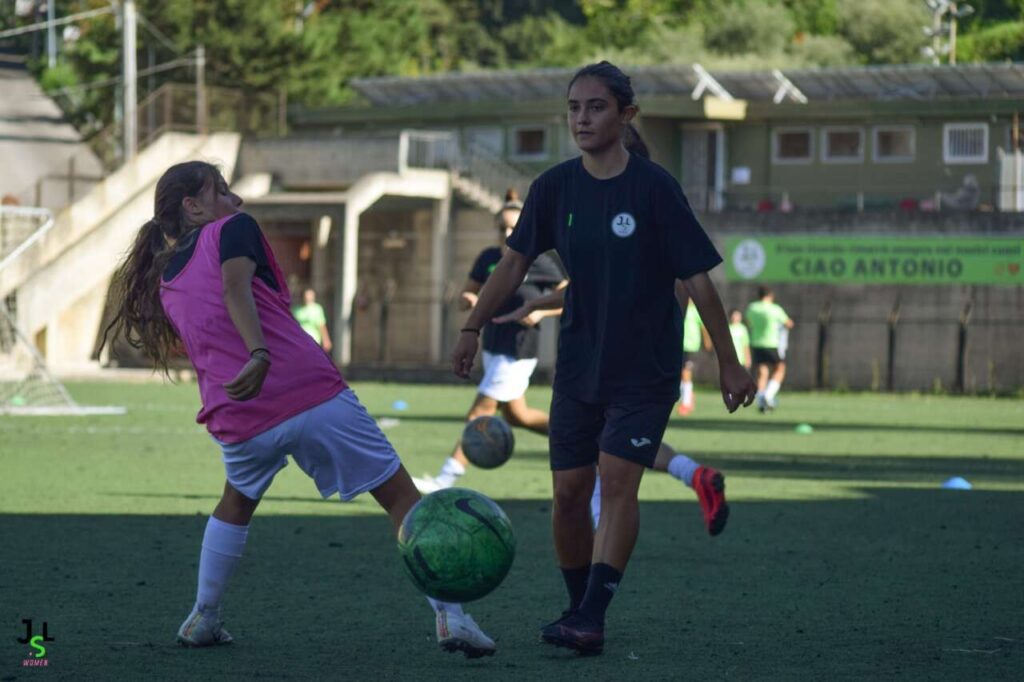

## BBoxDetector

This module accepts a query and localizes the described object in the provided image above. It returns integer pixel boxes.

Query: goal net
[0,206,124,416]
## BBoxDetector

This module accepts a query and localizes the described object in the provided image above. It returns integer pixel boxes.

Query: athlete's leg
[178,481,258,647]
[370,462,496,657]
[549,453,643,654]
[678,364,695,415]
[499,395,549,434]
[765,359,785,407]
[552,465,598,573]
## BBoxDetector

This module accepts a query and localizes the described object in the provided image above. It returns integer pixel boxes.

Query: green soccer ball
[461,416,515,469]
[397,488,515,602]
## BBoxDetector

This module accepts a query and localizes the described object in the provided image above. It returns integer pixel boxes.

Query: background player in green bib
[729,309,751,369]
[745,286,793,412]
[292,288,332,352]
[678,285,710,416]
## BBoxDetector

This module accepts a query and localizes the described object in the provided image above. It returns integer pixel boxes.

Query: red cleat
[677,402,693,417]
[693,466,729,536]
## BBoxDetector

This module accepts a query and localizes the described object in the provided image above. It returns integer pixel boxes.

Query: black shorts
[548,391,675,470]
[751,347,781,365]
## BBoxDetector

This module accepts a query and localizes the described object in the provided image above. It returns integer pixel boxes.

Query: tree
[837,0,929,65]
[703,0,795,56]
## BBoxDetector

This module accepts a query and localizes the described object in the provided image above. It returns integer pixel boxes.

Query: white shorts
[214,389,402,501]
[478,351,538,402]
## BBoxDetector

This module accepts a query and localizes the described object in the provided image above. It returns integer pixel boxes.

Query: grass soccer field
[1,381,1022,680]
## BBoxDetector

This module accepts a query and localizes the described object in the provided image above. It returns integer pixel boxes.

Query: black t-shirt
[506,154,722,403]
[163,213,278,291]
[469,246,565,360]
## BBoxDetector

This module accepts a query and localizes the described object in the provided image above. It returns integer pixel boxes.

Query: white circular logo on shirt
[611,213,636,238]
[733,238,766,279]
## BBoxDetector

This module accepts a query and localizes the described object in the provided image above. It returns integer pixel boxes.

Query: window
[822,127,863,163]
[465,127,503,156]
[943,123,989,164]
[511,126,548,160]
[873,126,915,162]
[772,128,812,164]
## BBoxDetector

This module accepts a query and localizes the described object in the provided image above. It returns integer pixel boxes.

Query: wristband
[249,347,271,363]
[460,328,480,335]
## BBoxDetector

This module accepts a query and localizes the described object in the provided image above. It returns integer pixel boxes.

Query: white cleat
[436,610,496,659]
[176,608,234,648]
[412,475,444,494]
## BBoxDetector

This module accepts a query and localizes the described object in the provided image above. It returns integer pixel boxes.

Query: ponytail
[101,161,218,374]
[624,123,650,160]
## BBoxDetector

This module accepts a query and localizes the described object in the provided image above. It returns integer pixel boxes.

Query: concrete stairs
[0,132,241,370]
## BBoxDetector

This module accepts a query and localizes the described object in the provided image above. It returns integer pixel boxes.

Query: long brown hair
[101,161,219,374]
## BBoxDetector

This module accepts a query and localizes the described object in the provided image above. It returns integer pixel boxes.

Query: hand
[322,338,333,353]
[491,303,531,325]
[451,331,479,379]
[459,291,478,311]
[720,361,757,413]
[223,353,270,401]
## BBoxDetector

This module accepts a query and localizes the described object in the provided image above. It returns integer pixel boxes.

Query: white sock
[435,457,466,487]
[426,597,464,616]
[680,381,694,406]
[765,380,781,402]
[195,516,248,613]
[667,454,700,487]
[590,475,602,529]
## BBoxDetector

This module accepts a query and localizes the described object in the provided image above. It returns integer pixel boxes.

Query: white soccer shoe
[412,475,445,493]
[176,608,234,647]
[436,610,496,658]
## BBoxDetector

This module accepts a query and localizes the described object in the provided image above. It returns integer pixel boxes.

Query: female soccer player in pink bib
[102,162,495,657]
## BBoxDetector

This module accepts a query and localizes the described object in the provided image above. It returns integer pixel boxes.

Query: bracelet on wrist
[249,347,271,363]
[460,328,480,335]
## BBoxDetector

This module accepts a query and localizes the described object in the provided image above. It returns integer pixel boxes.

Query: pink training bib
[160,213,345,443]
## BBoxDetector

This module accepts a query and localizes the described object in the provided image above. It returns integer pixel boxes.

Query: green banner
[724,236,1023,285]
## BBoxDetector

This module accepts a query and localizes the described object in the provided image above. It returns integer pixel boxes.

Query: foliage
[837,0,930,65]
[958,20,1024,61]
[4,0,1020,144]
[703,0,795,57]
[786,33,855,68]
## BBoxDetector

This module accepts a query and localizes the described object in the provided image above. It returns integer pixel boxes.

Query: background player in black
[451,62,756,655]
[414,191,567,493]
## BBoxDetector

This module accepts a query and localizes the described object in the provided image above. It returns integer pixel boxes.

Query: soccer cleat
[693,466,730,536]
[436,609,496,659]
[540,611,604,656]
[412,475,444,493]
[677,401,693,417]
[176,608,234,648]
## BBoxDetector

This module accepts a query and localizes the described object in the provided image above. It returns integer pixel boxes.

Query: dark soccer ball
[397,488,516,602]
[461,416,514,469]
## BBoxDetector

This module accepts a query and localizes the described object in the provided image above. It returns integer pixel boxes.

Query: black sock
[561,564,591,611]
[578,563,622,626]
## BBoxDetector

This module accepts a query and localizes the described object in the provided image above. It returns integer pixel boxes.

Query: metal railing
[399,131,531,201]
[88,82,286,171]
